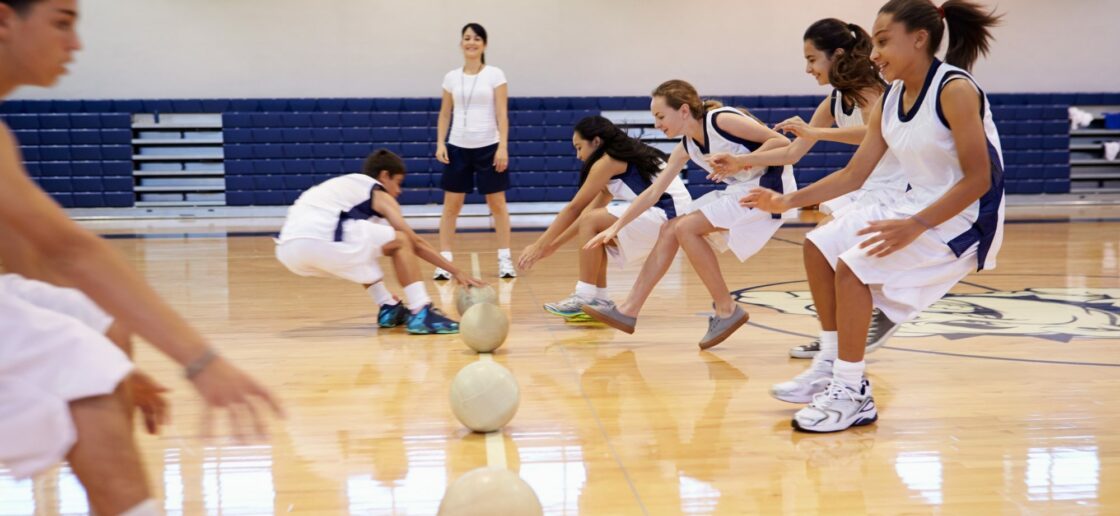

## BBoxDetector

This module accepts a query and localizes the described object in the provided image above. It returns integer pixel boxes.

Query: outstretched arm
[374,190,484,286]
[0,126,281,425]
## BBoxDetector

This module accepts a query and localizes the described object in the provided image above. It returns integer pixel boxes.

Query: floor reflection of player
[567,350,749,511]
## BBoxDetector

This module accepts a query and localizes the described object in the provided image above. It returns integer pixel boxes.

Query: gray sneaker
[581,303,636,334]
[865,308,899,353]
[789,339,821,359]
[699,304,750,350]
[788,309,898,359]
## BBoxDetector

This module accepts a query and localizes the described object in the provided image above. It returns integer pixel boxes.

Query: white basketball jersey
[278,174,387,242]
[606,162,693,219]
[880,60,1005,271]
[831,89,908,196]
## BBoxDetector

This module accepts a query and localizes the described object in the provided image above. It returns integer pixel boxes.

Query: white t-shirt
[442,65,507,149]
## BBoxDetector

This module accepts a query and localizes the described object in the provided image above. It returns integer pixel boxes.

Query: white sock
[832,359,866,391]
[497,248,511,260]
[596,287,610,301]
[366,283,396,306]
[439,251,453,269]
[403,281,431,312]
[120,499,161,516]
[818,331,838,362]
[574,281,597,300]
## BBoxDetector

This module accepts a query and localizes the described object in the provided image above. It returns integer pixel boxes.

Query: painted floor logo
[733,286,1120,342]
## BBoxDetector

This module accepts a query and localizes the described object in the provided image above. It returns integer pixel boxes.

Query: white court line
[472,251,508,469]
[479,353,508,469]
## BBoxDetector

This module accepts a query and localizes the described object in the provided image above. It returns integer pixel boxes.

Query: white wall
[13,0,1119,100]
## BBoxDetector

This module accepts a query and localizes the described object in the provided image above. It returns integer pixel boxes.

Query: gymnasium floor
[2,205,1118,515]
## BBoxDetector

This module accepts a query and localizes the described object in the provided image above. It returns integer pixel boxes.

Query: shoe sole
[543,305,583,318]
[792,412,878,433]
[698,311,750,350]
[408,329,459,335]
[789,348,818,359]
[581,305,635,334]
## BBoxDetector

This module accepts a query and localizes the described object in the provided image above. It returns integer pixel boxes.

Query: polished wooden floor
[3,207,1120,515]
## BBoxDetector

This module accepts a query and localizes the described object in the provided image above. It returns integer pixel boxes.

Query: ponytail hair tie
[936,5,945,19]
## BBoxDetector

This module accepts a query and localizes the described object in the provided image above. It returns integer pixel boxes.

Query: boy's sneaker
[378,301,409,328]
[544,293,591,318]
[788,308,898,359]
[406,304,459,334]
[433,267,452,281]
[498,257,517,279]
[792,378,878,433]
[770,358,834,403]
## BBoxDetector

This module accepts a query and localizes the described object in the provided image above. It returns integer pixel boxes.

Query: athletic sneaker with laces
[789,308,898,359]
[498,257,517,278]
[792,378,877,433]
[544,293,590,318]
[406,304,459,334]
[771,358,834,403]
[433,267,452,281]
[378,301,409,328]
[698,304,749,350]
[565,298,616,322]
[865,308,898,353]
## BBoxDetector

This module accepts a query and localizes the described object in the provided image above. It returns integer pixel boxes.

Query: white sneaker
[498,257,517,278]
[433,267,452,281]
[543,293,591,318]
[792,379,878,433]
[771,358,834,404]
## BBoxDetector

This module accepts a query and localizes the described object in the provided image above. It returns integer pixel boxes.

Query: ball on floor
[437,467,543,516]
[459,303,509,353]
[449,361,519,433]
[455,285,498,316]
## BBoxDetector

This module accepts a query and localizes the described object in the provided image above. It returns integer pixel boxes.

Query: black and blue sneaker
[406,304,459,335]
[378,301,409,328]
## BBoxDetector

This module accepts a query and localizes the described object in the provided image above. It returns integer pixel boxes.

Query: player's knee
[835,259,862,286]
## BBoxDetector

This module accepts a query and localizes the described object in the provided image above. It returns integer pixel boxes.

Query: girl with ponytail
[582,79,796,350]
[516,116,692,320]
[712,18,909,362]
[744,0,1004,433]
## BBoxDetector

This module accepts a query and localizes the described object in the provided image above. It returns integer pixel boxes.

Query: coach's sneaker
[406,304,459,335]
[378,301,409,328]
[498,257,517,279]
[792,378,878,433]
[865,309,898,354]
[698,304,749,350]
[433,267,452,281]
[771,358,834,403]
[544,293,591,319]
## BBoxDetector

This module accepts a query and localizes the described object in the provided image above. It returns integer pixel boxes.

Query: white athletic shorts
[806,202,978,323]
[819,187,902,219]
[604,202,673,268]
[691,184,785,262]
[275,219,397,285]
[0,275,132,479]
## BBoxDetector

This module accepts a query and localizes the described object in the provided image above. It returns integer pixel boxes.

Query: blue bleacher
[0,91,1094,207]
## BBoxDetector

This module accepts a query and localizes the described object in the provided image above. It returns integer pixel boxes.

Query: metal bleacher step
[131,113,226,207]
